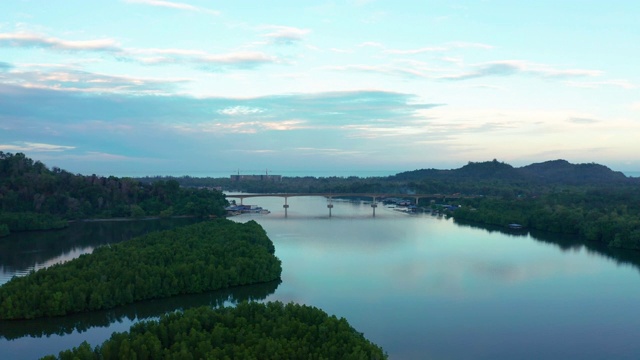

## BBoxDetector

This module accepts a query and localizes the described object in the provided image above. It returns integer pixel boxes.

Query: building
[230,174,282,182]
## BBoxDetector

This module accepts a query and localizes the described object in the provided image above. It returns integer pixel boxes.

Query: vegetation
[453,187,640,250]
[42,302,387,360]
[0,219,281,319]
[0,212,68,233]
[0,152,228,234]
[0,280,281,341]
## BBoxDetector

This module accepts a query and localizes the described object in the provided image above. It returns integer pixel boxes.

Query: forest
[0,152,228,235]
[0,219,281,319]
[452,186,640,250]
[42,301,387,360]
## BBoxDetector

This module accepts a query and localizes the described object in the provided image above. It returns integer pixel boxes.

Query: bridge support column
[371,197,377,217]
[283,197,289,218]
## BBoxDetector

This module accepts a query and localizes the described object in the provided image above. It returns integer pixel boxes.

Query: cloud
[0,84,442,174]
[440,60,602,81]
[324,57,604,84]
[293,147,365,156]
[324,64,430,79]
[122,48,278,70]
[568,117,599,124]
[0,62,12,71]
[218,106,264,116]
[0,66,189,94]
[0,32,121,52]
[262,26,310,45]
[173,120,306,134]
[0,142,75,152]
[0,32,277,71]
[385,46,448,55]
[564,79,637,89]
[123,0,220,15]
[385,42,493,55]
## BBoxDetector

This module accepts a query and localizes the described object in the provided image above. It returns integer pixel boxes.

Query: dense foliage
[43,302,387,360]
[453,187,640,250]
[0,152,228,228]
[0,280,281,341]
[0,219,281,319]
[0,212,68,233]
[0,224,8,237]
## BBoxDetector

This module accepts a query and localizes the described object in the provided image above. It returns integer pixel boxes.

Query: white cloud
[440,60,602,81]
[262,26,310,45]
[385,41,493,55]
[564,79,637,89]
[0,32,120,52]
[358,41,384,48]
[0,67,189,93]
[0,32,277,71]
[0,142,75,152]
[385,46,447,55]
[567,117,599,124]
[218,106,264,115]
[123,0,220,15]
[172,120,306,134]
[323,64,430,79]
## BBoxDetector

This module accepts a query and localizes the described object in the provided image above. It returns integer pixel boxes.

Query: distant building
[230,174,282,182]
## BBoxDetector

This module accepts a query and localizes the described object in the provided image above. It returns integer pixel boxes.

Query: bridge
[225,193,472,217]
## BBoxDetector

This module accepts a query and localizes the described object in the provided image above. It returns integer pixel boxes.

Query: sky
[1,0,639,177]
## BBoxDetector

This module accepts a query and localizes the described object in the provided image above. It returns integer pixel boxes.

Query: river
[2,196,640,359]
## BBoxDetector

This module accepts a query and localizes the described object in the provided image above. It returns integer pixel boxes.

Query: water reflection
[454,218,640,273]
[0,218,202,285]
[0,280,279,341]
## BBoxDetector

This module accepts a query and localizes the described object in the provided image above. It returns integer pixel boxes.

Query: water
[2,197,640,359]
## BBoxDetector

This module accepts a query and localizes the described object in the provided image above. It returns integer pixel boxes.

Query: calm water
[2,197,640,359]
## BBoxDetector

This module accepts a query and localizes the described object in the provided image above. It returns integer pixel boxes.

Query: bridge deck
[225,193,470,199]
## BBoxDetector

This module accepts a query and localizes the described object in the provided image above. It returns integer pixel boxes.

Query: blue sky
[1,0,639,176]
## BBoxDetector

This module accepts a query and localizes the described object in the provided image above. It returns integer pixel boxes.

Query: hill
[519,159,628,184]
[0,152,228,234]
[394,159,631,186]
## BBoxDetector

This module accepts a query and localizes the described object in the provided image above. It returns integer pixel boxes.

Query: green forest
[42,302,387,360]
[0,219,281,319]
[452,187,640,250]
[0,152,228,235]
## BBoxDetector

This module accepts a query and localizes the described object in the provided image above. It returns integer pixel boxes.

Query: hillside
[0,152,228,232]
[395,159,631,186]
[519,159,628,184]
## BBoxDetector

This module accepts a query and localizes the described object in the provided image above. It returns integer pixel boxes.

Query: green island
[0,219,281,319]
[42,302,387,360]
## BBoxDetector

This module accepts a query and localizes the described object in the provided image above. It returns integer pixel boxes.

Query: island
[0,219,281,320]
[42,302,388,360]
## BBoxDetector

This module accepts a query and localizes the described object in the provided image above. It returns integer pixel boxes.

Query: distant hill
[394,159,631,185]
[519,159,628,185]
